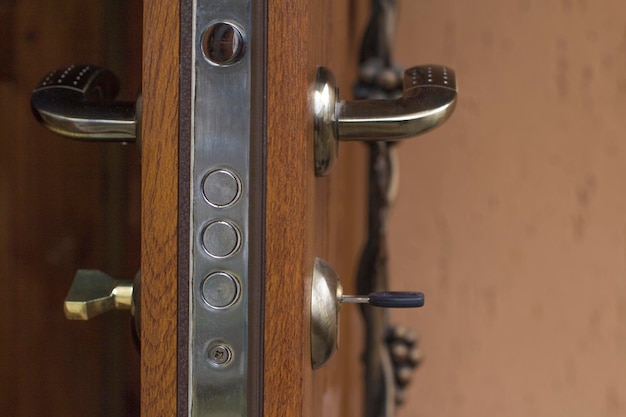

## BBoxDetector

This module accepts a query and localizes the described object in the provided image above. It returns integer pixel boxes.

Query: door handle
[31,65,142,342]
[313,65,457,175]
[31,65,139,145]
[64,270,141,338]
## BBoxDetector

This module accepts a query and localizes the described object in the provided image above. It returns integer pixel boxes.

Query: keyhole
[202,22,246,66]
[208,344,233,366]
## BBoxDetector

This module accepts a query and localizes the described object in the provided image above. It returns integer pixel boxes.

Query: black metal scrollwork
[355,1,424,416]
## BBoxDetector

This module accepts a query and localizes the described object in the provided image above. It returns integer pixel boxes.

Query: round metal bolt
[201,272,240,309]
[202,169,241,208]
[201,220,241,258]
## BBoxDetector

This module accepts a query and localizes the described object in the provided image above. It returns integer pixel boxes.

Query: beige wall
[390,2,626,416]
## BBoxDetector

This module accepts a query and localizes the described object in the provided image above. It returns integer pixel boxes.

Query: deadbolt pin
[340,291,424,308]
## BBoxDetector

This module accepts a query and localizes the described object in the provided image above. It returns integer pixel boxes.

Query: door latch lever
[313,64,457,176]
[31,65,141,147]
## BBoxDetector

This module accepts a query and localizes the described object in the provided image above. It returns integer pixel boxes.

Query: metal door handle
[31,66,143,346]
[64,270,141,337]
[31,65,139,144]
[313,65,458,175]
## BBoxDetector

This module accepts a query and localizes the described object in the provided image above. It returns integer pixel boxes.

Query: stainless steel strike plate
[186,1,263,416]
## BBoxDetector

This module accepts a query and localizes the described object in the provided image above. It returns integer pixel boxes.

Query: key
[341,291,425,308]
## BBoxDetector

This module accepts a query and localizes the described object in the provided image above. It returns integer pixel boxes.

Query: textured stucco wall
[390,2,626,416]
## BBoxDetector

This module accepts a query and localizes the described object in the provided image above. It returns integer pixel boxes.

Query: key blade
[340,295,371,304]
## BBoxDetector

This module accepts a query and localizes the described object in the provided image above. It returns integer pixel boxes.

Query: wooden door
[142,1,369,417]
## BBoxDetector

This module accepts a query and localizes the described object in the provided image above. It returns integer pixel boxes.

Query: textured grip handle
[313,64,458,175]
[337,65,458,142]
[31,65,137,142]
[403,65,456,95]
[34,65,119,98]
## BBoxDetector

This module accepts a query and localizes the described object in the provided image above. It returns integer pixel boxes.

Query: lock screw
[208,344,233,366]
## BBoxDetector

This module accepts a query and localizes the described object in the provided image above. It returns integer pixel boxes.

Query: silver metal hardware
[31,65,139,144]
[208,344,234,366]
[311,258,342,370]
[340,295,370,304]
[201,272,241,309]
[189,2,255,415]
[201,22,247,66]
[313,65,458,175]
[201,220,241,258]
[310,258,424,369]
[202,168,242,207]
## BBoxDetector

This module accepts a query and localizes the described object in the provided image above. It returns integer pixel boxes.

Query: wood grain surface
[264,1,368,417]
[141,1,179,416]
[263,0,315,410]
[140,1,368,416]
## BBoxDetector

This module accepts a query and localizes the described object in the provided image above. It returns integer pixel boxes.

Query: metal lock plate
[183,0,265,416]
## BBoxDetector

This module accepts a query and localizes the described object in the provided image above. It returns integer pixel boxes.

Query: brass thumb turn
[31,65,140,144]
[313,65,458,175]
[64,270,140,326]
